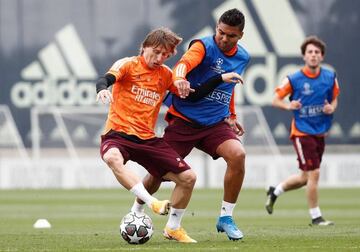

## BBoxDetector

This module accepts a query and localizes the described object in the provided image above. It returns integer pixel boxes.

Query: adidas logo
[10,24,98,108]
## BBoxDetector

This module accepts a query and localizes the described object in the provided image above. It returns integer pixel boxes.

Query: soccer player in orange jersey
[265,36,340,226]
[96,27,197,243]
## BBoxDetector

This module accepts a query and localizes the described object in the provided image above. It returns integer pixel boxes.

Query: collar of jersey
[302,66,321,78]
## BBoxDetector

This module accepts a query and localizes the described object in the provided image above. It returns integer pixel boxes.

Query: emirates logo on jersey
[131,85,160,107]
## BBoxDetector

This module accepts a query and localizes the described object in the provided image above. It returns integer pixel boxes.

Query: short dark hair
[301,36,326,56]
[139,27,182,55]
[219,8,245,32]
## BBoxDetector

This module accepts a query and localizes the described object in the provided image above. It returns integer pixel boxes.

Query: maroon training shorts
[292,135,325,171]
[100,130,191,179]
[163,117,240,160]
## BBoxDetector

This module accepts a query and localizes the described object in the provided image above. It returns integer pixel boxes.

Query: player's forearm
[331,98,338,110]
[272,96,290,110]
[96,73,116,93]
[185,75,223,102]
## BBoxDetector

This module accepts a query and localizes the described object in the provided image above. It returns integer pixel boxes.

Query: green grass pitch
[1,188,359,251]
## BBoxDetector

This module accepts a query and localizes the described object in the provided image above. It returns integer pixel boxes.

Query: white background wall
[1,150,359,189]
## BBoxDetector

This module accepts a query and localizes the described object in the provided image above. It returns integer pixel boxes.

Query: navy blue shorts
[100,130,191,179]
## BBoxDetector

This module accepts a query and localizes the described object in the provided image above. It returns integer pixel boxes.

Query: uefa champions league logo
[211,57,225,74]
[301,82,314,95]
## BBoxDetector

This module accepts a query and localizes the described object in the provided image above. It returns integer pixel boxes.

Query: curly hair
[301,36,326,56]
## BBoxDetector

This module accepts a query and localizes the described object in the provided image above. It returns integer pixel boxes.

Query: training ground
[1,188,359,251]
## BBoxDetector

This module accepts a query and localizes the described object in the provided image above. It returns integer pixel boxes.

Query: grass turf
[0,188,359,251]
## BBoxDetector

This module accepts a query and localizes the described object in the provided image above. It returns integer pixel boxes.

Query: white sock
[220,201,236,217]
[129,183,156,208]
[166,208,185,230]
[309,206,322,219]
[130,199,145,214]
[274,183,285,196]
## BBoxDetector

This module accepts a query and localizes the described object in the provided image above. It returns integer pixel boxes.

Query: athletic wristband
[96,73,116,93]
[185,74,222,102]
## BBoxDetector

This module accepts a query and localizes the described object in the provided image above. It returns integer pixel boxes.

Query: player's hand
[96,89,113,104]
[323,99,335,114]
[174,79,195,98]
[224,117,245,136]
[288,99,302,110]
[221,72,243,84]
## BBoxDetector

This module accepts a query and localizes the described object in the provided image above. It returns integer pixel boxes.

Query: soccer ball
[119,212,154,244]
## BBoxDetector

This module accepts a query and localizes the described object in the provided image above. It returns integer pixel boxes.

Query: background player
[265,36,340,226]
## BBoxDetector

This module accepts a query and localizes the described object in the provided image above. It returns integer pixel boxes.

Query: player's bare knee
[103,148,123,167]
[236,149,246,162]
[227,149,246,170]
[313,169,320,177]
[302,179,308,186]
[180,170,197,188]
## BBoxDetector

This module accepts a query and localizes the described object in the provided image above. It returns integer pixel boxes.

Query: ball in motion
[119,212,154,244]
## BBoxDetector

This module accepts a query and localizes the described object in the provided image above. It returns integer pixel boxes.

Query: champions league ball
[119,212,154,244]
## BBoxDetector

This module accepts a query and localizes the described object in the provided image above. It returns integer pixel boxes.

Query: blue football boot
[216,216,243,240]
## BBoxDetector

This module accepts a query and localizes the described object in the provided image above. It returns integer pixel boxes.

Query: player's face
[215,22,243,53]
[143,45,172,69]
[303,44,324,69]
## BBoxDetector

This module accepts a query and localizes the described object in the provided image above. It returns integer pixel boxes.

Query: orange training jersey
[275,66,340,138]
[104,56,178,139]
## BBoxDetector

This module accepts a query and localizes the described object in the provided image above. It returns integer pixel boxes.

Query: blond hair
[139,27,182,56]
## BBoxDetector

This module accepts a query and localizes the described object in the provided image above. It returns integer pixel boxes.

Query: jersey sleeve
[332,78,340,99]
[275,78,293,99]
[229,92,236,119]
[107,57,132,82]
[164,66,179,95]
[173,41,206,81]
